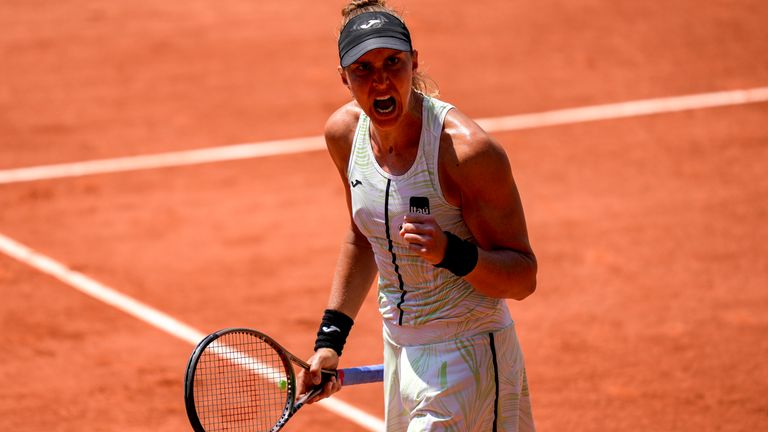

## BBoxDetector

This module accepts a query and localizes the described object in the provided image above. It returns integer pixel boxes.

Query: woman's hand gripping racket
[184,328,383,432]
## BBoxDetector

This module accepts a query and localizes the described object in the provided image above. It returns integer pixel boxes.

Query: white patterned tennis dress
[347,96,535,431]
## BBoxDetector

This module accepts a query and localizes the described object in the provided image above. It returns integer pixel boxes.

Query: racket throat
[294,385,324,411]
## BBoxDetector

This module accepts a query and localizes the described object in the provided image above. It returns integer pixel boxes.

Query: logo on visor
[358,19,384,29]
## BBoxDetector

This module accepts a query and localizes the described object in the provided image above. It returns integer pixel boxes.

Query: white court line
[0,86,766,185]
[0,136,325,185]
[0,232,385,432]
[475,86,768,132]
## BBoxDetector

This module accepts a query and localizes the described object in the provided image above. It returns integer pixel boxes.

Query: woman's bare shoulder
[325,101,363,175]
[439,106,514,204]
[441,107,510,174]
[325,102,362,145]
[442,107,506,159]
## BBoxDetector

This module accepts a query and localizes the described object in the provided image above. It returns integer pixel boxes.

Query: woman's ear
[338,66,349,87]
[411,50,419,72]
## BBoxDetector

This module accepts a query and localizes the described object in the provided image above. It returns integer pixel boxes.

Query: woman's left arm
[400,109,537,299]
[456,128,537,300]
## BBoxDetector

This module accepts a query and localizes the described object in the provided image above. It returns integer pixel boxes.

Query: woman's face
[340,48,419,129]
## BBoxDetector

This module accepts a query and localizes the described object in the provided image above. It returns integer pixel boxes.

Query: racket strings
[194,331,290,431]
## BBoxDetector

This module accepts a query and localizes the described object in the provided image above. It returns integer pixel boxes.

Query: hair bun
[342,0,387,18]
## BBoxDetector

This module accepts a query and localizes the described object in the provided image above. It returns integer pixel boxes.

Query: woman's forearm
[326,229,378,318]
[465,247,537,300]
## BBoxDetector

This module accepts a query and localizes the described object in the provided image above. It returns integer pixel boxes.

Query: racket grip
[338,364,384,386]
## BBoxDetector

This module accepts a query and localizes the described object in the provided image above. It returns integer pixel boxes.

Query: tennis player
[299,1,537,430]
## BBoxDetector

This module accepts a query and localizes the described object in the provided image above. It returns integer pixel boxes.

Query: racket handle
[338,364,384,386]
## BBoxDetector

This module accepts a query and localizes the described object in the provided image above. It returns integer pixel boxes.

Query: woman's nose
[372,68,387,86]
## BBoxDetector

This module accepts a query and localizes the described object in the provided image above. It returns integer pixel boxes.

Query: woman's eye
[387,57,400,66]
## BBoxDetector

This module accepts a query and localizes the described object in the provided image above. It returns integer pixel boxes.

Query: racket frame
[184,328,319,432]
[184,328,382,431]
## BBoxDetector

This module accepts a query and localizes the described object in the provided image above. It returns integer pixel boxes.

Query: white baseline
[0,86,766,185]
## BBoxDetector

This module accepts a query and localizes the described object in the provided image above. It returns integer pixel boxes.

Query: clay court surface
[1,1,767,431]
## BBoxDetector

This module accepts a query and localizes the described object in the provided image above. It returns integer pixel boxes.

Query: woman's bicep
[456,137,533,255]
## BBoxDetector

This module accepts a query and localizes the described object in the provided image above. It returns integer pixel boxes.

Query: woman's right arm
[299,103,378,403]
[323,103,378,319]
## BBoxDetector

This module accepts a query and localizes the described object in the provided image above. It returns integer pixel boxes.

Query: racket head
[184,328,297,432]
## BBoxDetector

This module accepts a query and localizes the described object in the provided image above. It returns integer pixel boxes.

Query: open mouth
[373,96,396,114]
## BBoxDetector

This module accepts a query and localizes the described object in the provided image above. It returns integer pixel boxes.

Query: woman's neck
[368,92,424,176]
[370,92,424,155]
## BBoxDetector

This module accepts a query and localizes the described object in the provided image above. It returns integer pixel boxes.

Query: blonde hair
[339,0,439,97]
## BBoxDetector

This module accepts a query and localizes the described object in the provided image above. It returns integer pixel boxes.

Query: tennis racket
[184,328,383,432]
